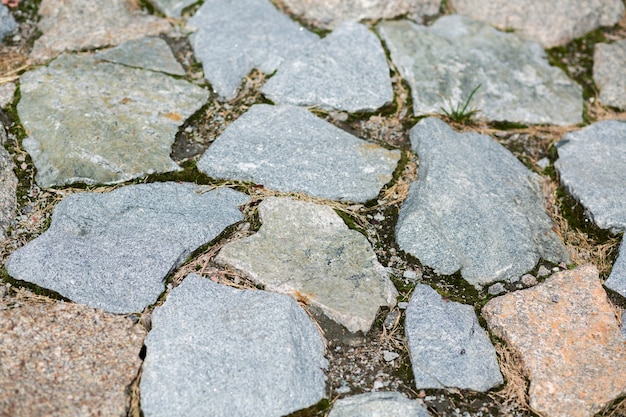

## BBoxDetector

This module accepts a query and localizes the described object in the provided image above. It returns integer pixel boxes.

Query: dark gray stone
[149,0,197,17]
[5,183,248,313]
[605,240,626,299]
[594,40,626,110]
[197,104,401,203]
[328,392,431,417]
[396,118,568,288]
[406,284,503,391]
[0,143,16,240]
[488,283,506,296]
[140,274,327,417]
[0,4,16,43]
[262,21,393,113]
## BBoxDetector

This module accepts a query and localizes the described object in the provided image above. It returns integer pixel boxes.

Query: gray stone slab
[149,0,197,17]
[452,0,624,48]
[262,21,393,112]
[94,36,185,76]
[377,15,583,126]
[0,82,15,108]
[0,4,16,42]
[5,183,248,313]
[406,284,503,391]
[0,143,16,240]
[198,105,400,202]
[140,274,327,417]
[555,120,626,233]
[396,118,568,288]
[594,40,626,110]
[328,392,431,417]
[605,240,626,299]
[216,197,398,334]
[18,54,208,187]
[187,0,317,99]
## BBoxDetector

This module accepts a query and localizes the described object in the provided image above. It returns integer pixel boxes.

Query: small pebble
[403,269,421,281]
[521,274,537,286]
[397,302,408,310]
[383,310,399,330]
[536,157,550,169]
[382,350,399,362]
[373,379,384,390]
[488,282,506,295]
[537,265,551,278]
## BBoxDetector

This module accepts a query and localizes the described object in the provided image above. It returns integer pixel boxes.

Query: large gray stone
[5,183,248,313]
[18,54,208,187]
[605,240,626,299]
[187,0,317,99]
[197,104,401,203]
[0,142,16,240]
[555,120,626,233]
[396,118,568,288]
[262,21,393,112]
[0,4,16,42]
[406,284,503,391]
[328,392,431,417]
[215,197,398,333]
[594,40,626,110]
[377,15,583,126]
[452,0,624,48]
[149,0,197,17]
[140,274,327,417]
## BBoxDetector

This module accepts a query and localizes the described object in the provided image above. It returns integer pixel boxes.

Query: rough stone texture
[18,54,208,187]
[555,120,626,233]
[94,36,185,76]
[5,183,248,313]
[216,197,398,333]
[0,301,146,417]
[0,142,16,240]
[279,0,440,29]
[396,118,568,288]
[452,0,625,48]
[406,284,503,391]
[149,0,197,17]
[262,21,393,112]
[483,265,626,417]
[198,105,400,202]
[141,274,327,417]
[328,392,431,417]
[377,16,583,126]
[0,82,15,108]
[605,240,626,298]
[0,4,16,43]
[31,0,171,63]
[594,40,626,110]
[187,0,317,99]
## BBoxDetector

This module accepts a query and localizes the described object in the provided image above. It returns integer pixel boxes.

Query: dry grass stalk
[494,342,531,411]
[127,367,142,417]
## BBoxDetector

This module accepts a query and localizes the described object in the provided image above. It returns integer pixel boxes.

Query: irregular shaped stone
[187,0,317,99]
[197,104,401,202]
[483,265,626,417]
[0,4,16,43]
[594,40,626,110]
[328,392,431,417]
[5,183,248,313]
[149,0,197,17]
[95,36,185,76]
[605,240,626,298]
[0,301,146,416]
[0,143,16,240]
[406,284,503,391]
[31,0,171,63]
[396,118,568,288]
[18,54,208,187]
[0,82,15,108]
[216,197,398,333]
[555,120,626,233]
[377,16,583,125]
[140,274,327,417]
[262,21,393,112]
[452,0,624,48]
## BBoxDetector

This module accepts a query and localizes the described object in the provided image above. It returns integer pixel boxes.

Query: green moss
[284,398,331,417]
[0,266,71,301]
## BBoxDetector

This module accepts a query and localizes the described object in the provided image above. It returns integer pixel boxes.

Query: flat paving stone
[605,239,626,299]
[0,4,16,42]
[0,301,146,417]
[483,265,626,417]
[197,104,401,203]
[594,40,626,110]
[328,392,431,417]
[149,0,197,17]
[5,183,248,313]
[0,82,15,108]
[406,284,503,391]
[18,54,208,187]
[0,142,16,240]
[396,118,568,288]
[262,21,393,113]
[377,15,583,126]
[140,274,327,417]
[215,197,398,334]
[187,0,317,99]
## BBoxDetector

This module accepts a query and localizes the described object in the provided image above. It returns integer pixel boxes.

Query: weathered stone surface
[555,120,626,233]
[198,105,400,202]
[31,0,171,63]
[5,183,247,313]
[0,142,16,240]
[0,82,15,108]
[594,40,626,110]
[18,54,208,187]
[141,274,327,417]
[605,240,626,299]
[262,22,393,112]
[406,284,503,391]
[149,0,197,17]
[0,4,16,43]
[452,0,624,48]
[216,197,398,333]
[483,265,626,417]
[187,0,317,99]
[94,36,185,76]
[0,301,146,417]
[396,118,568,288]
[328,392,431,417]
[377,16,583,125]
